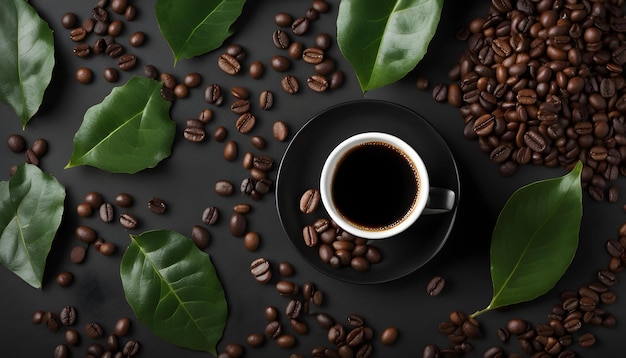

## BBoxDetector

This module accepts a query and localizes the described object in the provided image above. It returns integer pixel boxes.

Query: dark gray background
[0,0,624,356]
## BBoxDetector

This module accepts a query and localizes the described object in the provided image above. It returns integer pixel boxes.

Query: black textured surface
[0,0,624,357]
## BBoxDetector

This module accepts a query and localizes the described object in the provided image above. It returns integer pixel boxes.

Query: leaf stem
[470,306,492,318]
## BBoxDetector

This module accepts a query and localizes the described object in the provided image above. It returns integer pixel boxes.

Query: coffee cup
[319,132,456,239]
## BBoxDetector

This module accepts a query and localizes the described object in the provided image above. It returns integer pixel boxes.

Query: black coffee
[332,142,419,231]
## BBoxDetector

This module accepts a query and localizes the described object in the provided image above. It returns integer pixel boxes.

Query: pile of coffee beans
[225,257,398,357]
[62,0,141,83]
[298,188,384,272]
[33,305,139,358]
[436,0,626,202]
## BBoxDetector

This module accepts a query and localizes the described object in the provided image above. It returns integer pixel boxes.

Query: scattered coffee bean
[54,344,69,358]
[270,55,291,72]
[108,20,123,37]
[98,242,116,256]
[174,83,189,98]
[70,27,87,42]
[60,306,77,326]
[218,53,241,75]
[329,70,345,89]
[251,258,272,284]
[249,61,265,79]
[281,75,299,94]
[70,245,87,264]
[307,74,329,92]
[276,334,296,348]
[114,193,133,207]
[236,113,256,133]
[302,48,324,64]
[244,231,261,251]
[125,5,137,20]
[214,126,228,141]
[147,197,167,214]
[122,339,140,356]
[315,32,332,50]
[128,31,145,47]
[56,272,73,287]
[75,67,93,84]
[61,13,77,29]
[7,134,25,153]
[202,207,219,225]
[144,64,158,79]
[215,180,234,196]
[204,84,224,106]
[118,53,137,71]
[426,275,446,296]
[259,90,274,110]
[278,261,295,277]
[103,67,119,82]
[274,12,293,27]
[75,225,97,244]
[272,121,289,142]
[119,213,138,229]
[230,212,247,237]
[246,333,264,347]
[191,225,211,249]
[105,42,124,57]
[299,189,320,214]
[114,317,131,336]
[84,191,103,209]
[291,17,310,35]
[99,202,114,222]
[65,329,80,346]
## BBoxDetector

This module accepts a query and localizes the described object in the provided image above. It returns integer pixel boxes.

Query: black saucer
[275,100,460,284]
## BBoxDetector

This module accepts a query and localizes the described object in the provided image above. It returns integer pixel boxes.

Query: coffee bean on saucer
[299,189,320,214]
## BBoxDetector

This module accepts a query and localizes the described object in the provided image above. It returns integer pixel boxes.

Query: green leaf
[120,230,227,355]
[0,0,55,128]
[156,0,247,65]
[65,76,175,174]
[478,162,583,315]
[0,164,65,289]
[337,0,443,93]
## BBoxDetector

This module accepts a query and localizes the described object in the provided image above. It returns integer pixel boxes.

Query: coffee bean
[243,231,260,251]
[184,126,206,142]
[75,225,97,244]
[432,83,448,102]
[65,329,79,346]
[315,32,332,50]
[98,202,114,223]
[270,55,291,72]
[276,280,299,296]
[251,258,272,284]
[202,207,219,225]
[218,53,241,75]
[299,189,320,214]
[249,61,264,79]
[230,212,247,237]
[305,7,319,21]
[115,192,133,207]
[120,213,138,229]
[61,13,77,29]
[329,70,345,89]
[122,339,140,356]
[272,121,289,141]
[274,12,293,27]
[292,17,310,35]
[350,256,370,271]
[60,306,77,326]
[107,20,123,37]
[307,74,329,92]
[204,84,223,106]
[70,245,86,264]
[75,67,93,84]
[54,344,68,358]
[281,75,299,94]
[285,299,303,319]
[578,332,596,348]
[73,44,91,58]
[273,30,290,49]
[230,99,250,114]
[236,113,256,133]
[70,27,87,41]
[191,225,211,249]
[314,58,335,76]
[118,54,137,71]
[302,48,324,64]
[103,67,119,82]
[288,41,304,59]
[328,323,347,344]
[105,42,124,57]
[7,134,25,153]
[259,90,274,110]
[246,333,264,347]
[226,43,245,60]
[426,275,445,296]
[506,318,528,335]
[380,326,399,346]
[147,197,166,214]
[98,242,116,256]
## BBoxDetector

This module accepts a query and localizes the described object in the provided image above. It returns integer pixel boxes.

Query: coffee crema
[331,141,420,231]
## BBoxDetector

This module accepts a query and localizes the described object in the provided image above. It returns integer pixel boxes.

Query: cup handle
[423,187,456,214]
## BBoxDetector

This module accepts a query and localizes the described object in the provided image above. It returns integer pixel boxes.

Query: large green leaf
[0,0,55,128]
[156,0,247,65]
[65,76,175,174]
[0,164,65,289]
[482,162,583,314]
[337,0,443,93]
[120,230,227,355]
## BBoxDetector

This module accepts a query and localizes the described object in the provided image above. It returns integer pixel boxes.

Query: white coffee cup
[319,132,455,239]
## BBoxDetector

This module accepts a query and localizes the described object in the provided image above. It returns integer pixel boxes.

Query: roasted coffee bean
[251,258,272,284]
[254,178,272,194]
[118,54,137,71]
[114,193,133,207]
[215,180,234,196]
[103,67,119,82]
[253,155,273,171]
[276,280,299,296]
[230,99,250,114]
[98,241,116,256]
[60,306,77,326]
[303,225,319,247]
[328,323,347,344]
[191,225,211,249]
[578,332,596,348]
[276,334,296,349]
[122,339,140,356]
[285,299,303,319]
[315,32,332,50]
[243,231,260,251]
[432,84,448,102]
[75,225,97,244]
[218,53,241,75]
[275,12,293,27]
[506,318,528,335]
[288,41,304,59]
[99,202,114,222]
[184,126,206,142]
[128,31,145,48]
[315,58,335,75]
[380,326,399,346]
[73,44,91,58]
[75,67,93,84]
[426,275,445,296]
[246,333,264,347]
[236,113,256,133]
[307,74,329,92]
[76,202,93,217]
[24,148,38,165]
[119,213,138,229]
[292,17,310,35]
[272,121,289,141]
[281,75,299,94]
[230,212,247,237]
[70,245,87,264]
[270,55,291,72]
[273,30,290,49]
[85,322,104,339]
[70,27,87,42]
[84,191,103,209]
[259,90,274,110]
[202,207,219,225]
[300,189,320,214]
[147,197,166,214]
[350,256,370,272]
[143,64,158,79]
[61,13,77,29]
[54,344,68,358]
[204,84,223,105]
[105,42,124,57]
[65,329,79,346]
[303,48,325,64]
[92,37,107,54]
[7,134,25,153]
[249,61,264,79]
[107,20,123,37]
